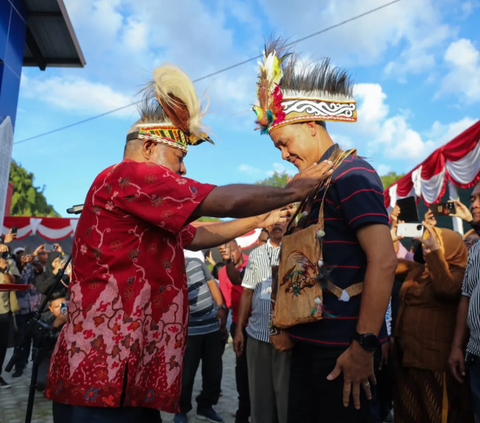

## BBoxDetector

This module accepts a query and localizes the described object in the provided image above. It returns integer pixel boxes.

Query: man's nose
[180,163,187,176]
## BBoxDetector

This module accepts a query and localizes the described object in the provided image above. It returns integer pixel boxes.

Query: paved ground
[0,344,238,423]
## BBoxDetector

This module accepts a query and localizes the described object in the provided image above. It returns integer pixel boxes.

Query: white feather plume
[152,64,208,138]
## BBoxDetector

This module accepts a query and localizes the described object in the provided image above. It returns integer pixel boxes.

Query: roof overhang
[23,0,85,70]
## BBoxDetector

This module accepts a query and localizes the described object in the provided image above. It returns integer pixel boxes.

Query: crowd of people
[0,237,70,390]
[174,186,480,423]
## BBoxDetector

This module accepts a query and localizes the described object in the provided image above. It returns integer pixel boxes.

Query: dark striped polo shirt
[289,144,389,347]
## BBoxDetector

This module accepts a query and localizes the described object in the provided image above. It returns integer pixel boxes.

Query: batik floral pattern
[45,160,215,413]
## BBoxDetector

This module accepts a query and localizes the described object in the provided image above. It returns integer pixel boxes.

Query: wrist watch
[353,331,379,352]
[219,304,227,310]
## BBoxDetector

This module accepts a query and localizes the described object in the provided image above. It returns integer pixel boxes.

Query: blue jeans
[469,354,480,420]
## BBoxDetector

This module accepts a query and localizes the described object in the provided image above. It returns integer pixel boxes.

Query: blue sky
[12,0,480,216]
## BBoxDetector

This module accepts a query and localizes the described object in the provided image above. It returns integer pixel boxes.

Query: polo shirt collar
[318,143,340,164]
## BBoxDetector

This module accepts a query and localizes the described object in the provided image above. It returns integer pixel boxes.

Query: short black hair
[49,290,68,303]
[211,262,225,280]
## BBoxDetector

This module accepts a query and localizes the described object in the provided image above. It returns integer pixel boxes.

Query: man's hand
[286,161,333,200]
[233,329,245,357]
[218,244,233,263]
[53,313,68,328]
[53,243,63,253]
[217,307,227,330]
[4,229,17,244]
[255,204,296,229]
[449,346,466,383]
[33,244,45,257]
[450,200,473,223]
[21,254,33,265]
[327,341,376,409]
[205,251,216,267]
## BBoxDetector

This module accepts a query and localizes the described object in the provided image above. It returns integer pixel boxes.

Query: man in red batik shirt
[45,64,333,423]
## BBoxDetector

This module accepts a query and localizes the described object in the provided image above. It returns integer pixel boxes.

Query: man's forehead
[473,185,480,197]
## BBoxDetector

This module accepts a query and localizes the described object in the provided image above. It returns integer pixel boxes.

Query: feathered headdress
[127,64,213,152]
[253,40,357,134]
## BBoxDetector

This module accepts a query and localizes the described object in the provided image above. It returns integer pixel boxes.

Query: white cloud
[238,164,261,175]
[331,134,353,150]
[21,76,136,118]
[461,1,480,17]
[354,83,389,134]
[428,117,478,146]
[258,0,454,80]
[377,116,435,159]
[439,38,480,103]
[384,24,452,81]
[376,164,391,176]
[266,163,296,177]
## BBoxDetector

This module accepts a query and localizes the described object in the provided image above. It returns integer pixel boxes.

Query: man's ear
[304,121,319,137]
[142,140,155,159]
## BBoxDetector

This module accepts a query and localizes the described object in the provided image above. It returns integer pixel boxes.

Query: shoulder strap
[317,148,357,230]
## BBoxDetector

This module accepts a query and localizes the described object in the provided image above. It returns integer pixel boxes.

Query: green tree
[255,171,289,187]
[9,160,59,217]
[196,217,222,223]
[380,172,405,190]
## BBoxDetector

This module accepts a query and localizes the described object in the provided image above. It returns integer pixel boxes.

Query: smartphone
[11,226,17,235]
[396,197,419,223]
[397,223,424,238]
[24,246,32,256]
[430,202,457,216]
[44,243,53,251]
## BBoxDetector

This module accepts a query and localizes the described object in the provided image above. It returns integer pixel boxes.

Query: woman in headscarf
[393,221,474,423]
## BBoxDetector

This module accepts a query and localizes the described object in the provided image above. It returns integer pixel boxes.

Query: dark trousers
[53,402,162,423]
[469,354,480,421]
[13,312,35,372]
[288,343,373,423]
[0,312,11,373]
[180,330,224,414]
[230,322,251,422]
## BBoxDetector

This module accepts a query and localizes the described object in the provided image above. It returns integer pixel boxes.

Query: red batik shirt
[45,159,215,412]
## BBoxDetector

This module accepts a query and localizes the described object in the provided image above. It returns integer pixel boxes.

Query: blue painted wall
[0,0,27,128]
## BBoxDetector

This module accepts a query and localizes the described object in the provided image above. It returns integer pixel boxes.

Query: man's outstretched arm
[188,208,289,251]
[191,161,332,219]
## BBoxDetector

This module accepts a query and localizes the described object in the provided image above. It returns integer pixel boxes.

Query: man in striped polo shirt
[175,257,228,423]
[251,41,397,423]
[234,221,289,423]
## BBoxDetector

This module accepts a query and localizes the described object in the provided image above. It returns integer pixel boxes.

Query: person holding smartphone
[394,222,474,422]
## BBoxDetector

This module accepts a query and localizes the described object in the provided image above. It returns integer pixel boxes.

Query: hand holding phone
[397,223,424,238]
[430,202,457,216]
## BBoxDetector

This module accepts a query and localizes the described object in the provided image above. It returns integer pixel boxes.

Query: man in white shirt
[233,222,289,423]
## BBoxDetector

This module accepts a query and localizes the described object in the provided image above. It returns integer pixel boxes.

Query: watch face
[357,333,379,351]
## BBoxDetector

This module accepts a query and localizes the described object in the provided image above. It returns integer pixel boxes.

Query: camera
[1,251,11,260]
[60,302,69,315]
